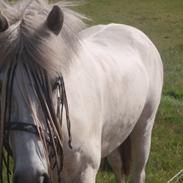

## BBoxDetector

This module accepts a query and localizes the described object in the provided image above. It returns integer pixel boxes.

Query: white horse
[0,0,163,183]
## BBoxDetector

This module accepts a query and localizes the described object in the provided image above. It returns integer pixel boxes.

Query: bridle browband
[0,55,72,183]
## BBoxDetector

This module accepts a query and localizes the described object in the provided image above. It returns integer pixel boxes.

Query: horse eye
[52,78,61,91]
[0,82,2,95]
[52,81,58,91]
[0,75,3,92]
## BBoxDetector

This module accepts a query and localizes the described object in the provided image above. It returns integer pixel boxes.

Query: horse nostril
[13,174,18,183]
[13,172,50,183]
[42,173,50,183]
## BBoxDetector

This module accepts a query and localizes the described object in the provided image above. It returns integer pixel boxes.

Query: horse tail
[120,136,131,176]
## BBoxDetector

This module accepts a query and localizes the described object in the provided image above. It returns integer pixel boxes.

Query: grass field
[77,0,183,182]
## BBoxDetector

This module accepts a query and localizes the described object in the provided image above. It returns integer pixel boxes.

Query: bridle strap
[5,122,39,135]
[4,123,40,156]
[55,75,72,149]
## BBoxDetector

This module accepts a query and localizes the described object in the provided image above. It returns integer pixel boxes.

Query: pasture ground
[77,0,183,182]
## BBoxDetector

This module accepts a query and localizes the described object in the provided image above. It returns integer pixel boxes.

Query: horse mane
[0,0,87,75]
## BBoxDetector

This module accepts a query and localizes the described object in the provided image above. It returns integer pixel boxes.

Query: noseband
[6,122,41,135]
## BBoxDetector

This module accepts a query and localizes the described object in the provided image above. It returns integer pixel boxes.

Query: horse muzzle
[13,171,50,183]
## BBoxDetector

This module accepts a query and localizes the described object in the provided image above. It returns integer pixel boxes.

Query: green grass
[77,0,183,182]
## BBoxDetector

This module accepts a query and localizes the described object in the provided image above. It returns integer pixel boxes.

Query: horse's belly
[101,105,144,157]
[100,63,149,157]
[101,97,146,157]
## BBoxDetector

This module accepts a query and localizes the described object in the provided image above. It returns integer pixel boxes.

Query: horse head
[0,3,68,183]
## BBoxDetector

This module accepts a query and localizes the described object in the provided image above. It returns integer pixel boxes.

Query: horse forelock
[0,0,87,74]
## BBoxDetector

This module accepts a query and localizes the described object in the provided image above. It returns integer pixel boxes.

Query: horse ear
[0,13,9,32]
[46,5,64,35]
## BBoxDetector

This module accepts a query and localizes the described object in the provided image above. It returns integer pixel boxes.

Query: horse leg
[65,152,100,183]
[62,140,101,183]
[129,103,158,183]
[79,165,99,183]
[78,143,101,183]
[107,148,125,183]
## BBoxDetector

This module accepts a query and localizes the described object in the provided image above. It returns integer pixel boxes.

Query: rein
[0,59,72,183]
